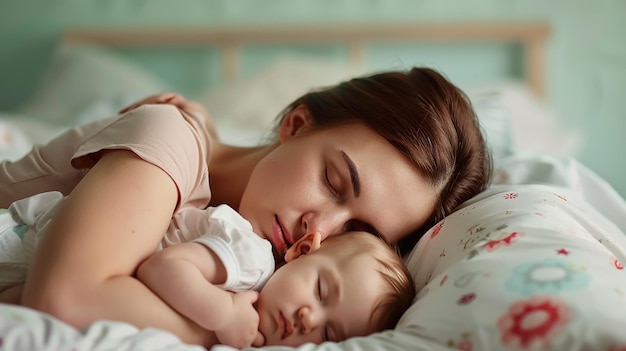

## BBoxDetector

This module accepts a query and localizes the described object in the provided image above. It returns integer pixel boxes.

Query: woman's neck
[208,141,277,209]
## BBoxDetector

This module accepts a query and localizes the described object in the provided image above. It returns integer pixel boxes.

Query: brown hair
[275,67,492,254]
[321,231,415,334]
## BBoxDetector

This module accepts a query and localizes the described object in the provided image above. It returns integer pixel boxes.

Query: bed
[1,22,625,351]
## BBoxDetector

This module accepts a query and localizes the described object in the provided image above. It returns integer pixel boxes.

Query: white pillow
[468,89,514,169]
[15,45,169,126]
[471,81,583,158]
[197,55,367,146]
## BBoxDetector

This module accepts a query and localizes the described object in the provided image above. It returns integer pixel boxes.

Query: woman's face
[238,106,436,255]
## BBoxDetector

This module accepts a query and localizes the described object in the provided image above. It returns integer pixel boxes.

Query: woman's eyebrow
[340,151,360,197]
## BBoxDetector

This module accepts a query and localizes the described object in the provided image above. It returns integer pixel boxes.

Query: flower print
[507,258,590,296]
[461,230,491,251]
[447,332,474,351]
[430,222,444,238]
[496,224,508,231]
[440,275,448,286]
[555,248,570,256]
[466,224,480,234]
[498,295,571,349]
[482,232,524,252]
[504,192,518,200]
[457,293,476,305]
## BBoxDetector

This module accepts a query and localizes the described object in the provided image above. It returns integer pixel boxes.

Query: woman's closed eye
[324,167,340,198]
[326,166,384,239]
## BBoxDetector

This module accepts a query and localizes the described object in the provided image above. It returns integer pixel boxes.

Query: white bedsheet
[0,304,205,351]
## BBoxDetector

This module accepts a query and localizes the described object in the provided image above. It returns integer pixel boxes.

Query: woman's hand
[118,93,203,116]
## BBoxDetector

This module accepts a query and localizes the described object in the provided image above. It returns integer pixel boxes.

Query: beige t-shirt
[0,104,214,246]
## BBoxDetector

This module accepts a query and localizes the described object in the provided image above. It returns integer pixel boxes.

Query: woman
[0,67,491,346]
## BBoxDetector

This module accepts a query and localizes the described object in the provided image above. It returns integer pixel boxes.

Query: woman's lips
[272,216,288,255]
[278,217,294,246]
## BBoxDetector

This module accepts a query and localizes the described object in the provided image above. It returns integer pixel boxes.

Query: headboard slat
[63,22,550,96]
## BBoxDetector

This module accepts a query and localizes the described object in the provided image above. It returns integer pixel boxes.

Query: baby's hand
[215,290,263,348]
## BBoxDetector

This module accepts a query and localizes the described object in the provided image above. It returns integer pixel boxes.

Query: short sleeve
[72,104,213,212]
[189,205,275,291]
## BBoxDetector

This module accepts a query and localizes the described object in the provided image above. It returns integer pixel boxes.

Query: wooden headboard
[63,22,550,97]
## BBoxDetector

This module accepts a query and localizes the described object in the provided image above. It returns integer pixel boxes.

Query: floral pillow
[401,183,626,350]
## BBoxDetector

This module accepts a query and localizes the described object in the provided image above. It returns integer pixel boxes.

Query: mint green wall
[1,0,625,197]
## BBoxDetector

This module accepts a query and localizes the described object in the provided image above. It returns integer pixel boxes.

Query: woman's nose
[297,306,321,334]
[301,209,350,240]
[301,212,313,235]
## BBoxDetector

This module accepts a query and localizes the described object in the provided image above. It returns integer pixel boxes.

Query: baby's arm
[137,242,262,348]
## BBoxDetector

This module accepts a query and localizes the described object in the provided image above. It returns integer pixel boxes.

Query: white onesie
[0,192,274,292]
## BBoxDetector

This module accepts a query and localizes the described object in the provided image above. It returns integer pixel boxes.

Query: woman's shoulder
[75,104,212,165]
[75,104,214,210]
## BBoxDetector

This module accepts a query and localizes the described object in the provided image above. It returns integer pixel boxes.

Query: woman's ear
[278,105,313,142]
[284,232,322,262]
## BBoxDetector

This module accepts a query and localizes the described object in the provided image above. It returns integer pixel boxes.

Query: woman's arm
[137,242,261,348]
[20,149,217,347]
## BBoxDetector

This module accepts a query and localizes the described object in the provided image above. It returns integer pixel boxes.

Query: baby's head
[255,231,415,346]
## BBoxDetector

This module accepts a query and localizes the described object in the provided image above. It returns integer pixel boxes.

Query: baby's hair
[321,231,415,334]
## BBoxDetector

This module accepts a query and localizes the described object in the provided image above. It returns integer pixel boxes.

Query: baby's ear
[284,232,321,262]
